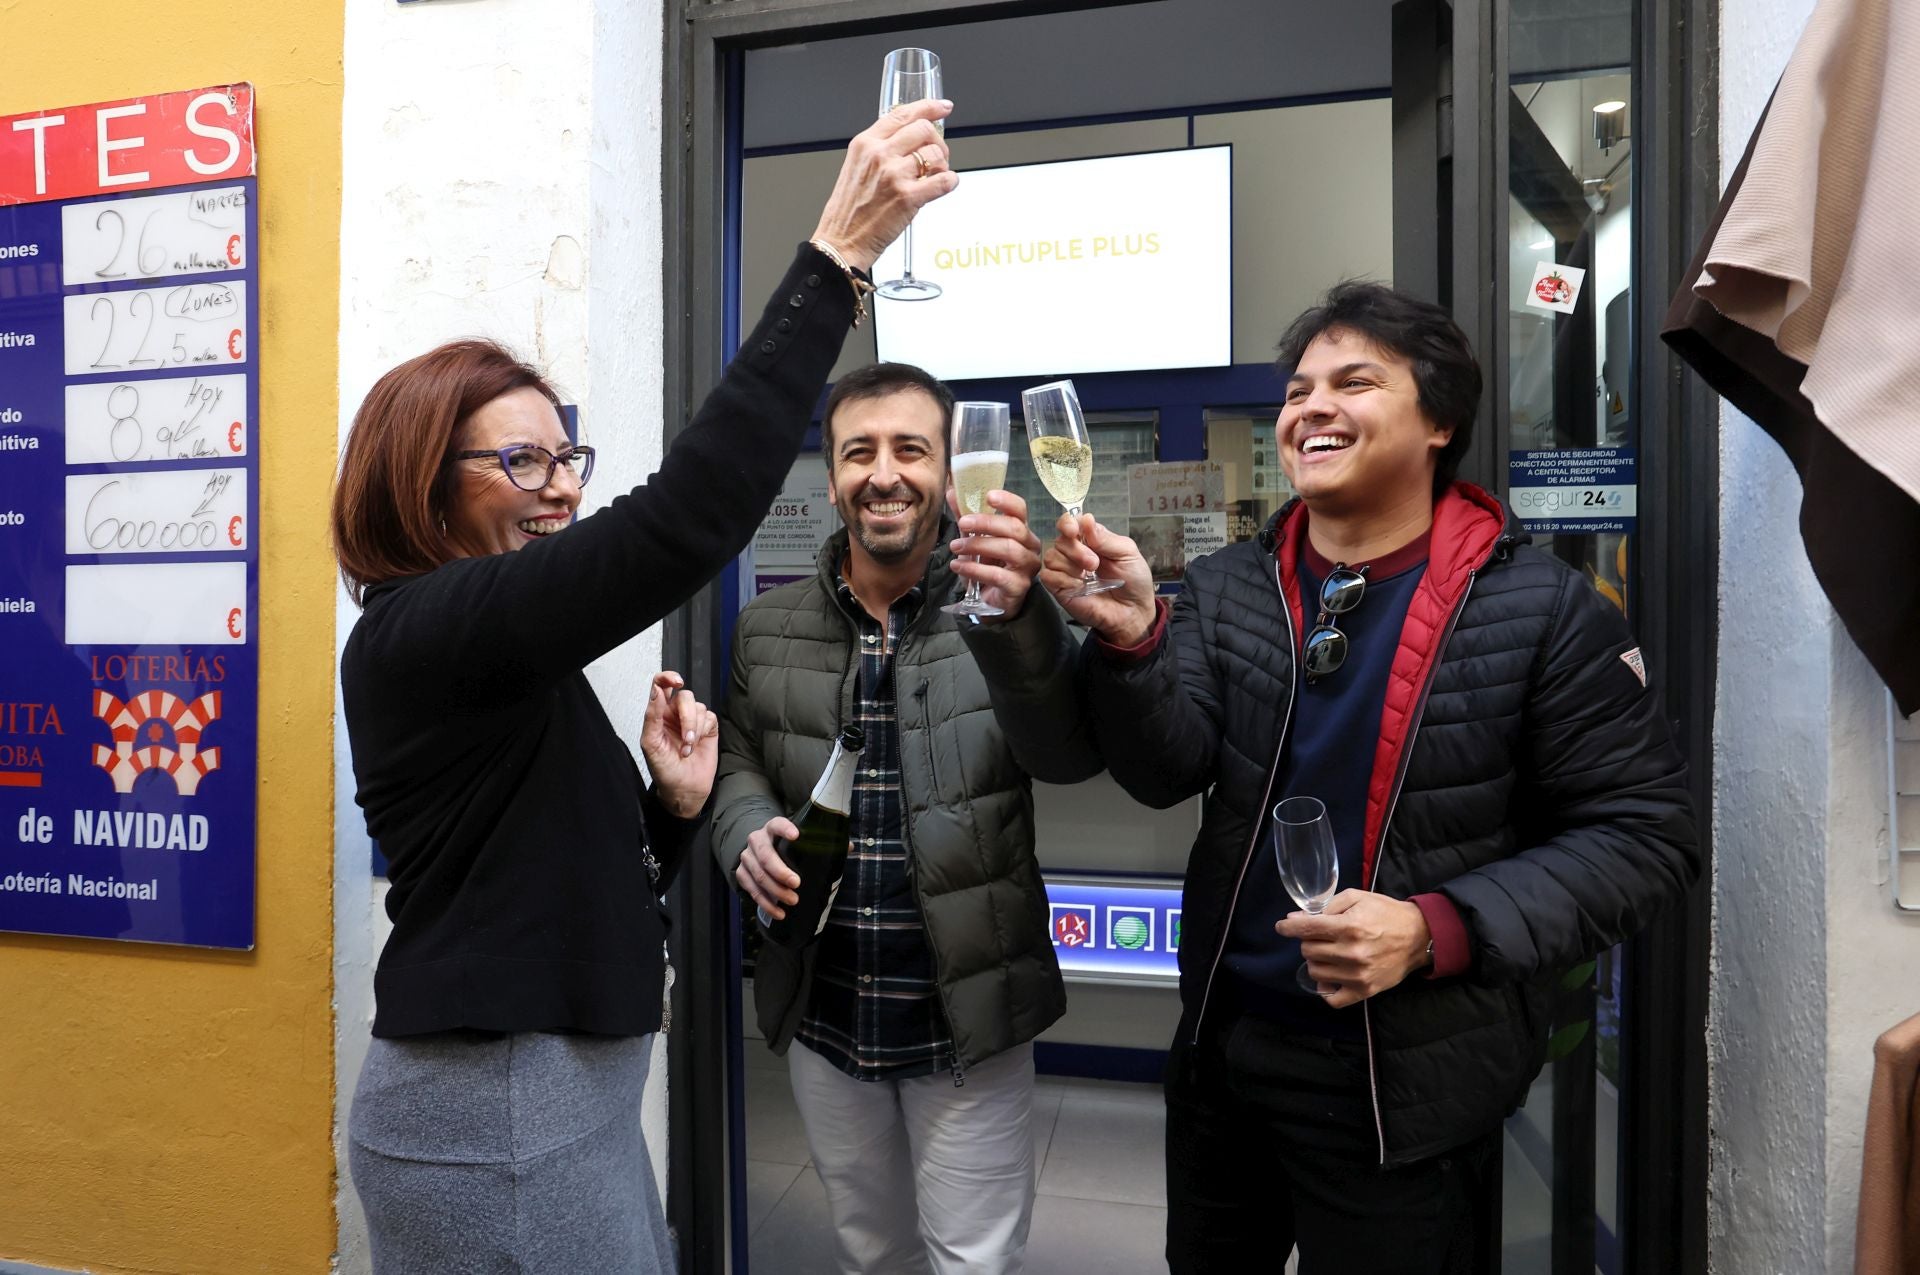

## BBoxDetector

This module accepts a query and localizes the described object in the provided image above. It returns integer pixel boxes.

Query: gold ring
[913,149,931,178]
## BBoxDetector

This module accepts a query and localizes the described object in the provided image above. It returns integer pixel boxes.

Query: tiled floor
[740,1035,1568,1274]
[741,1042,1172,1275]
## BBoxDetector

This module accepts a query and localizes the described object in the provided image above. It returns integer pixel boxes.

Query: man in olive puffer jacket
[1038,285,1699,1274]
[714,361,1100,1275]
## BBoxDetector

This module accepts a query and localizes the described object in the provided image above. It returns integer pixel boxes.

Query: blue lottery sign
[1045,876,1182,983]
[0,86,259,949]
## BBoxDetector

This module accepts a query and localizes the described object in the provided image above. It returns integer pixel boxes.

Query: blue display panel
[0,180,259,949]
[1044,876,1182,983]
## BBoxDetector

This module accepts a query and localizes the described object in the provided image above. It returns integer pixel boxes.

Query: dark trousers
[1165,1012,1496,1274]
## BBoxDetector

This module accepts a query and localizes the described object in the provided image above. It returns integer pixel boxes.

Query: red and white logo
[1619,647,1647,687]
[1534,272,1571,304]
[1052,905,1094,948]
[89,689,223,795]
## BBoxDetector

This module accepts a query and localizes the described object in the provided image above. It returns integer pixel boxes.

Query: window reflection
[1203,409,1294,542]
[1507,72,1633,621]
[1005,414,1156,531]
[1506,63,1632,1274]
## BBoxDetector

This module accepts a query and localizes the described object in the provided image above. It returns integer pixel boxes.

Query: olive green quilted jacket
[712,522,1101,1070]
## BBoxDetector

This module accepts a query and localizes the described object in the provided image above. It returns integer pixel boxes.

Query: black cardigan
[343,245,855,1037]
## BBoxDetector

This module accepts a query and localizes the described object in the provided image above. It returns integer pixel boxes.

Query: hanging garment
[1855,1012,1920,1275]
[1662,0,1920,713]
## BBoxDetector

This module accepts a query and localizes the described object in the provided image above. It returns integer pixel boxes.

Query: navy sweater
[1221,531,1430,1038]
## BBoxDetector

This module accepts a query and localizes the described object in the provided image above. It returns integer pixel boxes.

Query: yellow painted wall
[0,7,342,1273]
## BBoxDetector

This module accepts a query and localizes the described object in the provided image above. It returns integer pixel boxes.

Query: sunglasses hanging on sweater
[1303,564,1369,684]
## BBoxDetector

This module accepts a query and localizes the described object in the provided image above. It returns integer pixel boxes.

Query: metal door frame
[661,2,1718,1269]
[661,9,1166,1268]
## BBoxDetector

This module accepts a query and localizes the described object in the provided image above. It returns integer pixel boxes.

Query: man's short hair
[1275,283,1482,495]
[821,362,954,465]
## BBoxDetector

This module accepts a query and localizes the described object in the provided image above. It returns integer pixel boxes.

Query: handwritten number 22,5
[90,292,207,372]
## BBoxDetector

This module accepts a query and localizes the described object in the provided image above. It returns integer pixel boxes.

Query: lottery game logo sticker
[1107,906,1156,952]
[89,689,223,795]
[1050,903,1095,948]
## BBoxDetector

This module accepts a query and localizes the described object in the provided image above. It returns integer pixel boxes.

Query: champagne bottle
[758,726,866,948]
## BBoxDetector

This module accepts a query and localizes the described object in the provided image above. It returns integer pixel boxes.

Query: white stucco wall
[1820,636,1920,1270]
[1710,375,1831,1274]
[1712,0,1920,1270]
[1711,3,1828,1268]
[332,2,665,1269]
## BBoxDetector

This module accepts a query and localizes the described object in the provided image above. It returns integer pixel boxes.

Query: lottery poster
[1045,876,1181,984]
[0,85,259,948]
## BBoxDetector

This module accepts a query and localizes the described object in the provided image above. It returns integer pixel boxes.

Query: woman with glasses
[331,98,957,1273]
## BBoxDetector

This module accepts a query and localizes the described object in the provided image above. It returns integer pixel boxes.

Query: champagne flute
[1272,796,1341,995]
[876,48,943,301]
[943,401,1010,618]
[1022,379,1123,598]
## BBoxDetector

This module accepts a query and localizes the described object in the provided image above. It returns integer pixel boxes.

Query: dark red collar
[1300,527,1433,581]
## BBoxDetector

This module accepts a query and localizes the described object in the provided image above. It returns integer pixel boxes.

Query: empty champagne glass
[944,401,1010,618]
[876,47,943,301]
[1272,796,1340,994]
[1022,379,1123,598]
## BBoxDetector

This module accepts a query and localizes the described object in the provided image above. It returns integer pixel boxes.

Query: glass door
[670,1,1703,1271]
[1394,1,1647,1269]
[1503,16,1635,1275]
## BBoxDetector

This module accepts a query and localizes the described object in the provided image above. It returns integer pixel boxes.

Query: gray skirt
[348,1030,673,1274]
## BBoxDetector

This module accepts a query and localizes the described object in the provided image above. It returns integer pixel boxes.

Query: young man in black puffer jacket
[1035,283,1699,1274]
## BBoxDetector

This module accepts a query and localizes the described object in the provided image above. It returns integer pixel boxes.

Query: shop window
[1005,413,1156,530]
[1203,408,1294,543]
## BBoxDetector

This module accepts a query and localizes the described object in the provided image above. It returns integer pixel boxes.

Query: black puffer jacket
[1084,483,1698,1166]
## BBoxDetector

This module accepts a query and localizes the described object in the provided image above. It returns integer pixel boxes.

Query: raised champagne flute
[1021,379,1124,598]
[1272,796,1341,995]
[876,47,943,301]
[943,401,1009,618]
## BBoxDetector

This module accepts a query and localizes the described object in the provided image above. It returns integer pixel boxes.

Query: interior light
[1593,100,1629,155]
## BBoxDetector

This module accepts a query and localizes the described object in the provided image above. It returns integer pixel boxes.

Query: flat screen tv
[872,144,1232,381]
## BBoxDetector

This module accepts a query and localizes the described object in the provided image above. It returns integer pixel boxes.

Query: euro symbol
[227,516,243,546]
[226,235,242,266]
[226,329,243,360]
[228,421,244,452]
[226,608,243,639]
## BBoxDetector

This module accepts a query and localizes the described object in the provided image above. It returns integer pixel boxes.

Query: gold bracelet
[808,238,876,329]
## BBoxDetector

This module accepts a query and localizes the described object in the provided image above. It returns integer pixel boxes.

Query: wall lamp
[1593,100,1629,155]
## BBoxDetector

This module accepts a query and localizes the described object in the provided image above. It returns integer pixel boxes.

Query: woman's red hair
[331,339,561,604]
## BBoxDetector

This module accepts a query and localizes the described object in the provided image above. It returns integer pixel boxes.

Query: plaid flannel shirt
[793,578,954,1081]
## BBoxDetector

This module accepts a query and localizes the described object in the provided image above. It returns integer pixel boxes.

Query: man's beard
[844,493,938,565]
